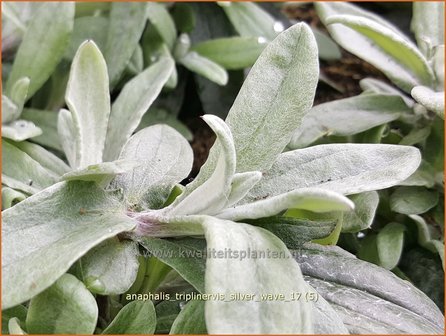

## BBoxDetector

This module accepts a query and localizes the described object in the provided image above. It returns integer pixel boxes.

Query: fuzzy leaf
[2,306,27,334]
[2,140,58,191]
[114,125,193,210]
[170,300,206,334]
[146,3,177,50]
[6,3,74,99]
[61,160,137,185]
[102,300,156,334]
[202,217,313,333]
[359,78,415,107]
[65,41,110,168]
[79,239,138,295]
[399,160,435,187]
[8,318,26,335]
[377,222,405,270]
[2,187,26,210]
[105,3,148,87]
[295,244,444,334]
[312,27,342,61]
[167,115,235,216]
[9,77,30,116]
[104,57,175,161]
[219,2,278,41]
[2,181,135,309]
[2,119,42,142]
[179,52,228,86]
[390,186,439,215]
[192,36,266,69]
[2,95,19,124]
[1,175,39,195]
[26,274,98,334]
[411,86,444,118]
[411,2,444,56]
[290,94,408,148]
[342,191,379,233]
[57,108,77,167]
[243,144,421,203]
[225,23,318,173]
[226,171,262,207]
[217,188,353,221]
[317,2,433,92]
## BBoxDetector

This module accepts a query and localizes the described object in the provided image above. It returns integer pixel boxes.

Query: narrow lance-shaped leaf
[6,2,74,99]
[2,95,20,124]
[114,124,193,210]
[411,2,444,56]
[202,217,313,333]
[57,108,77,167]
[316,2,433,92]
[218,2,278,41]
[242,144,421,203]
[225,23,318,173]
[179,52,228,86]
[105,2,148,87]
[26,274,98,334]
[102,300,156,334]
[146,2,177,50]
[191,36,266,70]
[290,93,409,148]
[2,181,136,309]
[65,40,110,168]
[21,108,62,151]
[225,171,262,208]
[166,115,235,216]
[104,57,175,161]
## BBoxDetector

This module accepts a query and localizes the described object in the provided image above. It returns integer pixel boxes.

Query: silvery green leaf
[132,213,205,238]
[2,140,58,191]
[139,237,206,293]
[226,171,262,207]
[376,222,405,270]
[80,238,139,295]
[202,217,313,333]
[411,86,444,118]
[295,244,444,333]
[105,3,147,87]
[65,40,110,168]
[13,141,70,176]
[311,27,342,61]
[316,3,433,92]
[136,108,193,141]
[191,36,266,69]
[3,305,27,334]
[225,23,318,173]
[289,94,407,148]
[114,125,193,210]
[245,216,337,249]
[104,57,175,161]
[173,33,191,60]
[74,2,110,17]
[2,187,26,210]
[1,175,39,195]
[217,188,353,221]
[6,3,74,99]
[102,300,156,334]
[2,95,19,124]
[244,144,421,203]
[170,300,206,334]
[359,77,414,107]
[218,2,278,41]
[146,3,177,50]
[390,186,439,215]
[411,2,444,56]
[399,126,431,146]
[166,115,235,216]
[61,160,137,185]
[2,119,42,142]
[57,108,77,167]
[179,52,228,86]
[2,181,136,309]
[9,77,30,116]
[26,274,98,334]
[65,16,108,60]
[399,160,435,187]
[8,318,26,335]
[21,108,62,151]
[409,215,444,268]
[342,191,379,233]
